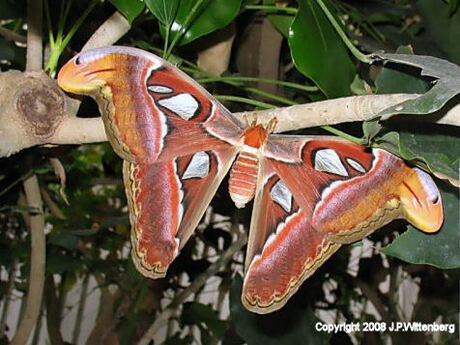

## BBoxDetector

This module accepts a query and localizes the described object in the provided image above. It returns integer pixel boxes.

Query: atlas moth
[57,46,443,314]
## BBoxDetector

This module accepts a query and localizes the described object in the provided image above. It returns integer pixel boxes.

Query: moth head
[243,124,268,148]
[400,167,443,233]
[57,46,162,95]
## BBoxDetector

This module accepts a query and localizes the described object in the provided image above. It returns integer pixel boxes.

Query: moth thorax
[228,148,260,208]
[243,124,267,148]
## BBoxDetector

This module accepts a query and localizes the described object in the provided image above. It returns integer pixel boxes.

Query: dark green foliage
[289,0,356,98]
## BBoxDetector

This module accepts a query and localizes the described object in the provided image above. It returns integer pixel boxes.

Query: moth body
[229,124,268,208]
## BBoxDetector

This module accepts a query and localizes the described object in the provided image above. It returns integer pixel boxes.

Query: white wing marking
[346,158,366,173]
[314,149,348,177]
[148,85,173,94]
[182,151,210,180]
[158,93,199,120]
[270,180,292,213]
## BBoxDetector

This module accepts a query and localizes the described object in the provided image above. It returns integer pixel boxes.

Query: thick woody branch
[238,93,460,132]
[1,88,459,158]
[82,11,131,51]
[50,116,107,145]
[44,275,64,345]
[1,11,458,158]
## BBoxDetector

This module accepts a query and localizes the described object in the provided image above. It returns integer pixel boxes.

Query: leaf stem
[61,0,98,49]
[44,0,98,74]
[163,25,170,59]
[44,0,54,44]
[198,76,318,92]
[245,87,297,106]
[215,95,274,109]
[321,125,363,144]
[244,5,298,14]
[315,0,370,63]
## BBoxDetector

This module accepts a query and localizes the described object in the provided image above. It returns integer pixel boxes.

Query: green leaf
[109,0,145,24]
[370,53,460,119]
[230,275,330,345]
[416,0,460,64]
[181,302,227,339]
[48,232,79,250]
[375,46,430,95]
[263,0,294,38]
[362,118,382,144]
[288,0,356,98]
[398,132,460,184]
[364,46,429,141]
[47,251,81,274]
[449,0,460,15]
[165,0,242,46]
[382,186,460,269]
[145,0,180,26]
[375,130,459,185]
[0,205,36,213]
[350,74,369,95]
[242,0,261,5]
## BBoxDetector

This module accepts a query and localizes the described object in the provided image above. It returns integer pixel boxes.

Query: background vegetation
[0,0,458,344]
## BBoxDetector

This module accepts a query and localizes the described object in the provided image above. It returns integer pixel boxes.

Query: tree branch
[0,27,27,43]
[25,0,43,71]
[50,116,107,145]
[354,278,392,324]
[136,231,247,345]
[84,284,122,345]
[82,11,131,51]
[1,86,459,158]
[238,93,460,131]
[44,275,64,345]
[11,175,46,345]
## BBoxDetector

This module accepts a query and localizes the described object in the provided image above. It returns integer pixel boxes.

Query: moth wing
[265,135,443,243]
[242,134,444,313]
[124,146,238,279]
[242,158,340,314]
[58,46,243,164]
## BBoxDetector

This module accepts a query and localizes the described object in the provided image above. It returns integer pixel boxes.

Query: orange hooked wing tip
[57,52,117,94]
[400,168,443,233]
